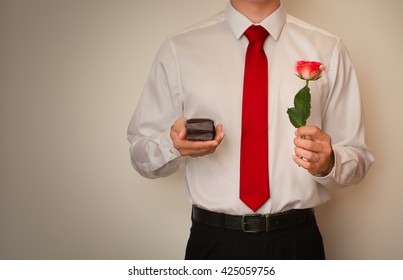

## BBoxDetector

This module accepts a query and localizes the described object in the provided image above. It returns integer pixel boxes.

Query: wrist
[320,150,335,176]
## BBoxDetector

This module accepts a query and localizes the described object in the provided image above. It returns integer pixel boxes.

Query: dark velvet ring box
[186,118,215,141]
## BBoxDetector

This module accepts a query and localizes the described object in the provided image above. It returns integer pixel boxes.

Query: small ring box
[186,118,215,141]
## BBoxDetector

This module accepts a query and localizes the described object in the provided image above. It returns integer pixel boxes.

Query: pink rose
[287,60,326,128]
[295,61,326,81]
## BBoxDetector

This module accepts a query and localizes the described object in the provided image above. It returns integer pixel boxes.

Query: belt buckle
[241,214,270,233]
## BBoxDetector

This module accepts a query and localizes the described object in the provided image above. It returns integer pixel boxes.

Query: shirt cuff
[159,128,182,162]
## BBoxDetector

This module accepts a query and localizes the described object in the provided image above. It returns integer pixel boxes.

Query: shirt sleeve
[127,39,185,179]
[312,39,375,188]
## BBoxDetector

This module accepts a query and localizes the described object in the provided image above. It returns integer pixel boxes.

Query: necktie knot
[244,25,269,42]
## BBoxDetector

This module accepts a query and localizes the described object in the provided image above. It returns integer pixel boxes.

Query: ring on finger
[298,155,308,162]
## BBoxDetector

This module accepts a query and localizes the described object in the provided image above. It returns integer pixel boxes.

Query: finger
[295,125,322,139]
[214,124,225,143]
[178,129,187,141]
[294,146,316,162]
[293,154,324,175]
[294,136,321,153]
[171,117,187,132]
[177,137,221,156]
[292,154,310,168]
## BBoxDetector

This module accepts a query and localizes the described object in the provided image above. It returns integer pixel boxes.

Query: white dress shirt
[127,3,374,215]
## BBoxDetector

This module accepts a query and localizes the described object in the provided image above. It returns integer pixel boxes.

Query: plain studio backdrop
[0,0,402,260]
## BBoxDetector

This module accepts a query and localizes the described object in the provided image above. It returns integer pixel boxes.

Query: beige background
[0,0,402,259]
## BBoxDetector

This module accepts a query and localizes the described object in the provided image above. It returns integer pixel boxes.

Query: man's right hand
[170,117,225,157]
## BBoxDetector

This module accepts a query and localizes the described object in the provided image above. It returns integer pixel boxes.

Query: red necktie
[240,25,270,212]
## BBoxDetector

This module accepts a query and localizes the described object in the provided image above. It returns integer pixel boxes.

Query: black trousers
[185,214,325,260]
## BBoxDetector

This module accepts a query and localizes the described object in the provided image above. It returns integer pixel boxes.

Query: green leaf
[287,85,311,128]
[294,86,311,120]
[287,107,305,128]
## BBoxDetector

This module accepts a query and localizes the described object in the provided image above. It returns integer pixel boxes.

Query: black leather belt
[192,205,314,233]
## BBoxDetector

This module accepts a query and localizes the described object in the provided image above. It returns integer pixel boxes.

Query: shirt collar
[224,2,287,41]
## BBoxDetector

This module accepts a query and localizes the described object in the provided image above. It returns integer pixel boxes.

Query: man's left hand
[293,126,334,176]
